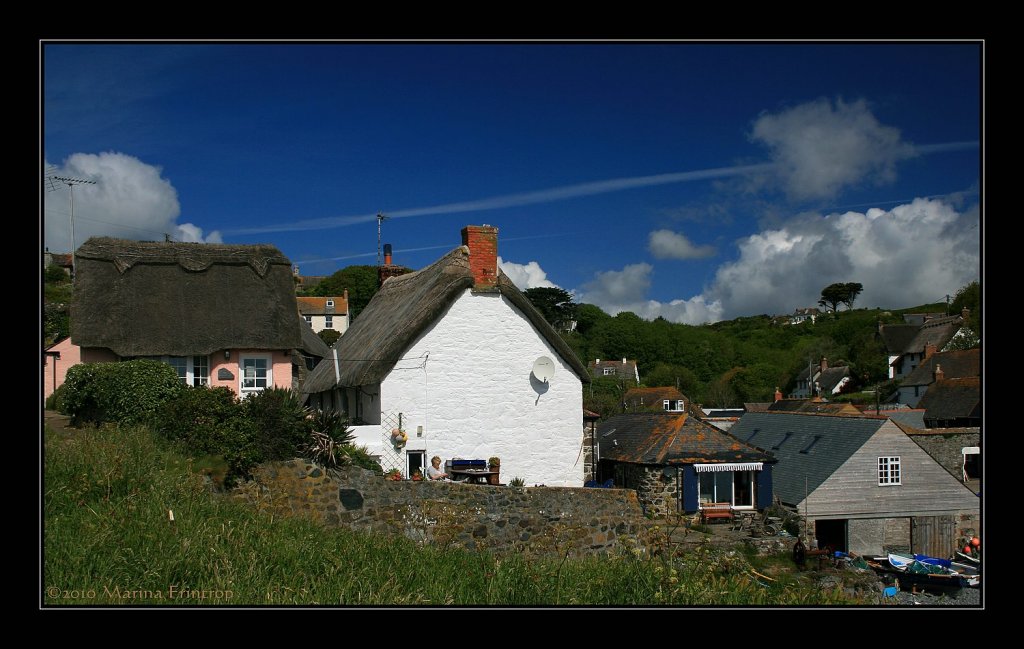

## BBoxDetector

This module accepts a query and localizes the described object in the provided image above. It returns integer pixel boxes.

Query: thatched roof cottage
[303,225,591,486]
[71,237,325,395]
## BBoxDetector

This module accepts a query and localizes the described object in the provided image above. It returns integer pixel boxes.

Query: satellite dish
[532,356,555,383]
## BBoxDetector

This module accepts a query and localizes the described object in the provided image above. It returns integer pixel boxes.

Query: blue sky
[42,42,981,323]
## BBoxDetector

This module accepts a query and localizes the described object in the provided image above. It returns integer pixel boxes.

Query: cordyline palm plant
[303,410,356,467]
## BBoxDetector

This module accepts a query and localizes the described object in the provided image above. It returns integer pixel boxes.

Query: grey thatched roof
[879,324,919,354]
[901,349,980,386]
[297,316,332,359]
[72,237,302,357]
[302,245,590,393]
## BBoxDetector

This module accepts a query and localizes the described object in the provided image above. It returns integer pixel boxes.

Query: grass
[44,422,869,606]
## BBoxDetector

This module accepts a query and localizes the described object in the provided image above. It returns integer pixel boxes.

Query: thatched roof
[297,316,332,359]
[302,245,590,393]
[72,237,301,357]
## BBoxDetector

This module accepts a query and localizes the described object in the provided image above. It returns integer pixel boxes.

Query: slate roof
[72,237,301,357]
[729,412,888,506]
[901,349,980,386]
[301,245,590,393]
[589,358,639,380]
[879,324,920,354]
[597,412,774,466]
[883,410,927,430]
[767,399,861,416]
[296,296,349,315]
[744,402,772,413]
[623,386,688,411]
[903,314,964,355]
[918,377,981,423]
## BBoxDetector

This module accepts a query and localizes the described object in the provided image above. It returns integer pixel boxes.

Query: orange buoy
[971,537,981,547]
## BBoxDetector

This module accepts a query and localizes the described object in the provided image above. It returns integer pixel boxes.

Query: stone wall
[908,431,979,482]
[233,459,647,557]
[611,464,678,518]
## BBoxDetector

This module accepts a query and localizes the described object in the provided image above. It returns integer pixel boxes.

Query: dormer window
[663,400,684,412]
[326,300,334,308]
[603,367,615,376]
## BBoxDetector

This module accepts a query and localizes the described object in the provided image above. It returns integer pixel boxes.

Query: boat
[891,553,979,587]
[865,556,971,594]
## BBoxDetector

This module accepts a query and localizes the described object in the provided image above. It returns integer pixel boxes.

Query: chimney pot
[774,387,783,402]
[622,357,627,364]
[383,243,392,266]
[820,356,828,372]
[934,364,945,382]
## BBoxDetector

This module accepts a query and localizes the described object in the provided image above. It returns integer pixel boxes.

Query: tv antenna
[376,211,388,266]
[45,167,97,276]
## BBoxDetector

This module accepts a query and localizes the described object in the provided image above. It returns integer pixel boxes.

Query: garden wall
[232,460,647,556]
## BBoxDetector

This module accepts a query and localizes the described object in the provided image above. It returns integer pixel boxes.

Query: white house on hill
[303,225,590,486]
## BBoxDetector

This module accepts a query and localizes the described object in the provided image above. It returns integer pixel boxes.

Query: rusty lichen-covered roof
[597,412,774,466]
[302,245,590,393]
[296,295,349,315]
[623,386,689,411]
[72,237,301,357]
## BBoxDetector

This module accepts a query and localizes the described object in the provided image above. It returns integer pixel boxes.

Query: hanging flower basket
[391,428,408,449]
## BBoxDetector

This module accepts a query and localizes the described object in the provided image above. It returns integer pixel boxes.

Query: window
[878,456,902,485]
[163,356,208,386]
[241,356,272,393]
[304,315,312,324]
[603,367,615,376]
[326,300,334,308]
[663,400,684,411]
[325,315,334,329]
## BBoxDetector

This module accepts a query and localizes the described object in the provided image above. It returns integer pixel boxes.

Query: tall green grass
[44,423,866,606]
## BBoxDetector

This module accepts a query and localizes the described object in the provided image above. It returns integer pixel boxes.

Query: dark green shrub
[153,385,240,455]
[44,264,68,284]
[62,360,184,427]
[304,410,356,467]
[344,445,383,474]
[226,387,311,477]
[317,329,341,346]
[45,383,68,412]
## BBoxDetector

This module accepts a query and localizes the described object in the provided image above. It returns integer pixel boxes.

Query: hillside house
[792,357,851,398]
[296,292,350,335]
[623,386,688,413]
[880,310,969,380]
[589,358,640,384]
[895,348,979,408]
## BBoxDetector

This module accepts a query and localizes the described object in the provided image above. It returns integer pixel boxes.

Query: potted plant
[411,469,423,481]
[488,456,500,469]
[384,468,403,481]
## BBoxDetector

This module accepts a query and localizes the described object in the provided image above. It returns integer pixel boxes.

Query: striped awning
[693,462,763,473]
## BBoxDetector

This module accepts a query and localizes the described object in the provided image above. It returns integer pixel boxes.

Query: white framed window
[878,456,902,485]
[325,315,334,329]
[163,355,209,386]
[603,367,615,376]
[326,300,334,308]
[192,356,209,386]
[664,400,684,411]
[304,315,312,324]
[240,355,273,393]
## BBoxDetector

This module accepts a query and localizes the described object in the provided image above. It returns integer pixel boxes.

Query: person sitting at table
[426,456,448,480]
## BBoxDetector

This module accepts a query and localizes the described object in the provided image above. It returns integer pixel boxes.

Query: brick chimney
[378,243,405,288]
[462,225,499,292]
[961,306,970,320]
[820,356,828,373]
[774,387,783,402]
[934,364,944,383]
[923,342,937,360]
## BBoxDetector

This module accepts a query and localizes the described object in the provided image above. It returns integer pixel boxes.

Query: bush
[344,445,383,473]
[224,387,312,477]
[45,383,68,412]
[304,410,356,467]
[62,360,184,427]
[153,385,240,455]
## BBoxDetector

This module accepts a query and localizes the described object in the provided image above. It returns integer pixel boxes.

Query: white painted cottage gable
[303,225,589,487]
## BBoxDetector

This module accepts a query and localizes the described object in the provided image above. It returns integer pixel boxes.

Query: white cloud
[576,263,724,325]
[44,152,220,252]
[498,256,557,290]
[750,98,917,200]
[704,198,980,319]
[648,229,716,260]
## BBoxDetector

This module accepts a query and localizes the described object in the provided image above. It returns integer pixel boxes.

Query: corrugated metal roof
[730,412,886,506]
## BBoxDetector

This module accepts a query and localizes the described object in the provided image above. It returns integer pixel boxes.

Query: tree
[524,287,577,331]
[317,329,341,346]
[818,282,862,312]
[306,265,410,321]
[842,282,863,310]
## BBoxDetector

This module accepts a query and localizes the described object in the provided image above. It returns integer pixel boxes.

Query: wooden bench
[701,503,734,524]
